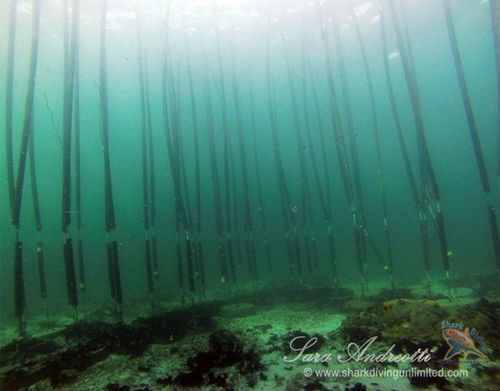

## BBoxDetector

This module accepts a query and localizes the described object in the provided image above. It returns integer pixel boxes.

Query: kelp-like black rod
[386,2,434,292]
[303,47,338,282]
[229,138,243,272]
[229,43,258,280]
[5,0,17,215]
[387,0,440,200]
[332,17,372,289]
[12,0,41,230]
[352,11,394,288]
[265,12,299,276]
[200,57,229,284]
[9,0,41,336]
[136,9,156,306]
[181,9,206,292]
[61,0,80,314]
[144,54,159,284]
[36,242,47,301]
[14,241,24,336]
[491,0,500,173]
[161,3,191,298]
[170,76,196,295]
[73,27,86,294]
[163,66,196,296]
[314,0,388,292]
[100,0,122,321]
[443,0,499,270]
[303,54,333,223]
[442,0,490,193]
[100,0,115,233]
[331,19,365,219]
[62,0,77,233]
[29,123,48,304]
[211,2,238,283]
[387,0,452,292]
[160,20,195,298]
[379,5,419,207]
[280,27,310,275]
[313,1,354,206]
[379,3,428,284]
[489,0,500,269]
[314,7,387,277]
[249,87,272,272]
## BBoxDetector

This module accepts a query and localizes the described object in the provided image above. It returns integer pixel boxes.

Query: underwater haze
[0,0,499,389]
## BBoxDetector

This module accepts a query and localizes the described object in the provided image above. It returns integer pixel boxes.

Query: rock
[164,329,265,388]
[106,383,130,391]
[339,299,448,351]
[221,302,258,318]
[345,383,367,391]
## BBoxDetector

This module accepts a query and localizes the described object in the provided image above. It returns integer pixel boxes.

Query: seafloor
[0,273,498,391]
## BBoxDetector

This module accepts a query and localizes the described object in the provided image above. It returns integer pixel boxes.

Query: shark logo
[442,327,488,360]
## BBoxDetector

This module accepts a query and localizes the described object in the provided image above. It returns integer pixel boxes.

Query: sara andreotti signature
[283,336,431,364]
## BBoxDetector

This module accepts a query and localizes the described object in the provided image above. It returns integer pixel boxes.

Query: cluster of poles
[3,0,499,337]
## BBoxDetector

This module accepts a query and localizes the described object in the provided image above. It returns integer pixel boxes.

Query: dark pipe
[5,0,17,215]
[264,239,272,273]
[387,0,440,200]
[111,240,122,304]
[151,234,159,281]
[111,241,123,314]
[200,63,228,282]
[63,238,78,308]
[77,238,85,292]
[107,241,116,301]
[185,235,195,294]
[29,136,41,231]
[14,240,25,334]
[312,235,320,269]
[61,0,79,233]
[487,204,499,269]
[303,231,312,275]
[99,0,116,233]
[217,238,228,283]
[442,0,490,192]
[176,239,184,299]
[265,11,297,277]
[226,237,237,283]
[107,240,123,321]
[197,240,206,289]
[332,17,365,215]
[313,0,354,206]
[285,234,294,275]
[36,242,47,299]
[443,0,498,269]
[353,10,394,284]
[144,238,153,294]
[436,210,451,272]
[12,0,41,229]
[490,0,500,176]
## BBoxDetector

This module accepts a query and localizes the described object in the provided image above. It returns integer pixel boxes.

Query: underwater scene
[0,0,499,390]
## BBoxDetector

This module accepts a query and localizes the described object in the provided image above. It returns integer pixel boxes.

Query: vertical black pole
[100,0,122,321]
[443,0,499,271]
[352,10,394,288]
[62,0,80,316]
[10,0,41,336]
[14,240,25,336]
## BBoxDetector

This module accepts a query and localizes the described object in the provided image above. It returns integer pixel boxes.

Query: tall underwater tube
[0,1,498,390]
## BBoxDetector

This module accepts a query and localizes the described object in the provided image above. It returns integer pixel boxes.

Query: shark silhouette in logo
[442,327,488,360]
